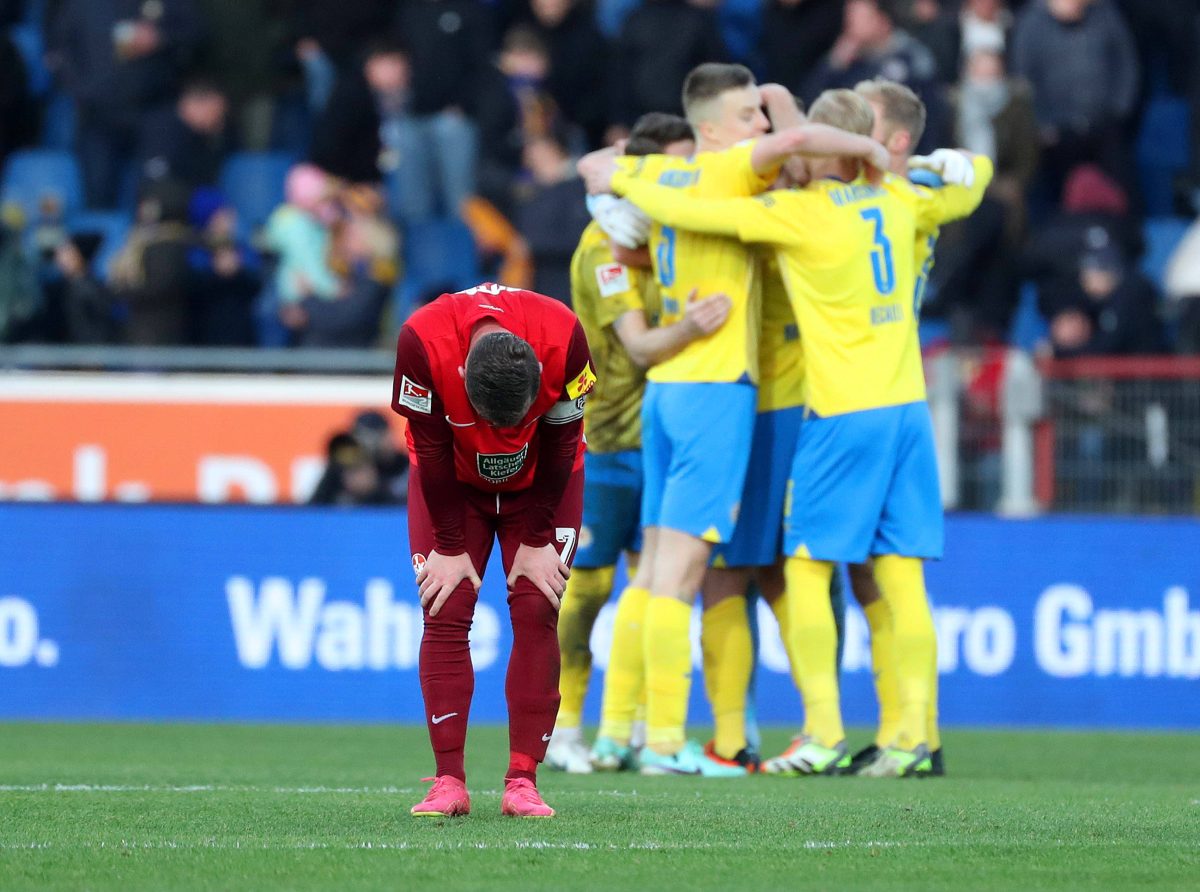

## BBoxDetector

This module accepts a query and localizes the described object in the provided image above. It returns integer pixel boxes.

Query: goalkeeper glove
[586,194,651,249]
[908,149,975,188]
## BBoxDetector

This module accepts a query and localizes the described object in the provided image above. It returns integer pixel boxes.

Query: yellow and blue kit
[712,255,805,568]
[568,221,660,568]
[613,145,774,542]
[613,156,993,561]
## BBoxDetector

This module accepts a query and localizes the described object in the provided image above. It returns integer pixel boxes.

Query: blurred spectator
[108,178,195,345]
[959,0,1013,56]
[1114,0,1194,98]
[195,0,289,151]
[137,78,229,194]
[1010,0,1139,207]
[293,0,395,72]
[523,0,611,147]
[762,0,845,102]
[264,164,340,304]
[41,232,119,344]
[49,0,205,208]
[350,409,410,503]
[0,204,38,343]
[611,0,728,132]
[804,0,947,150]
[0,32,36,165]
[460,195,535,289]
[188,188,260,346]
[1024,165,1144,302]
[514,133,592,304]
[308,432,392,506]
[1164,219,1200,354]
[312,39,476,223]
[953,42,1039,240]
[902,0,960,85]
[1046,245,1163,357]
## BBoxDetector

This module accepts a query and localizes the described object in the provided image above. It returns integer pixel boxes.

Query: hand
[586,194,650,249]
[418,550,482,617]
[577,148,620,196]
[507,543,570,611]
[908,149,975,188]
[683,289,732,336]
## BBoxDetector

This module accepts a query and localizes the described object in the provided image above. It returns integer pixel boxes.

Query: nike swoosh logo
[542,733,552,742]
[431,713,458,725]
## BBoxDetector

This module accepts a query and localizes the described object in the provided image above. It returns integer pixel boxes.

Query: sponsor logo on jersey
[595,263,631,298]
[398,376,432,414]
[477,444,530,483]
[566,362,597,400]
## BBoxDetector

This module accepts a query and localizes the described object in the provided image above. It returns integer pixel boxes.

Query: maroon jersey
[391,284,594,552]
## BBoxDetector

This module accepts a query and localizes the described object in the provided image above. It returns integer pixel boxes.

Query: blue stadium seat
[8,22,51,97]
[218,152,295,236]
[1008,281,1048,352]
[1,149,85,219]
[1136,96,1191,216]
[395,217,481,319]
[68,210,133,280]
[1140,216,1191,290]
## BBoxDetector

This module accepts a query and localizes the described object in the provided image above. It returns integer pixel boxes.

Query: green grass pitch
[1,723,1197,890]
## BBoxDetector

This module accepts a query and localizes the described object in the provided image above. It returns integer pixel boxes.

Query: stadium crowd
[1,0,1198,354]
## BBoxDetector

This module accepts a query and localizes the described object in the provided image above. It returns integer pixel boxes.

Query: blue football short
[712,406,804,568]
[784,401,944,563]
[640,381,757,543]
[574,449,643,569]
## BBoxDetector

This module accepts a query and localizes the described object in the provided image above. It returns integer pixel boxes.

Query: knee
[509,585,559,632]
[422,581,478,634]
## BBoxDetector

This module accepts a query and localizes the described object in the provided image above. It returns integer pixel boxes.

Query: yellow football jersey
[757,252,805,412]
[613,143,774,385]
[615,156,993,417]
[569,221,661,453]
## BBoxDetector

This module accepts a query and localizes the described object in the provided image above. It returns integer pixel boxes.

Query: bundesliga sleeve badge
[398,376,433,414]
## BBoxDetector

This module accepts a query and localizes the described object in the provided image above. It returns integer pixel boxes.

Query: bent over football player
[391,283,595,818]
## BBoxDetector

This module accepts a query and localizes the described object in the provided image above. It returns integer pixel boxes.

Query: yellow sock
[873,555,935,751]
[784,557,844,748]
[598,585,649,743]
[768,592,797,667]
[927,643,941,753]
[701,596,752,759]
[555,566,615,729]
[643,596,693,754]
[863,598,901,748]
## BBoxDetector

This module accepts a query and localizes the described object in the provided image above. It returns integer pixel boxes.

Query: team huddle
[393,62,990,817]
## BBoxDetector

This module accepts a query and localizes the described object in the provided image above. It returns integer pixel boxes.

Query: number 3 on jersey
[656,225,676,287]
[860,208,895,296]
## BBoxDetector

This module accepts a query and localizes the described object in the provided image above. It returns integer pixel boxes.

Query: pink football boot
[500,778,555,817]
[410,776,470,817]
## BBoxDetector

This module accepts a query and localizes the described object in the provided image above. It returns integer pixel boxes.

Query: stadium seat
[8,22,51,97]
[1136,96,1191,216]
[68,210,133,280]
[1140,216,1191,290]
[0,149,85,219]
[218,152,295,237]
[1008,281,1048,353]
[395,217,481,319]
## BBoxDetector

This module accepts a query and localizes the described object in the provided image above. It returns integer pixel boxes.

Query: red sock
[505,584,561,766]
[506,752,539,784]
[419,581,479,782]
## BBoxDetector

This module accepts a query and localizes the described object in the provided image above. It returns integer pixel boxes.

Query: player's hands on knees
[418,550,482,617]
[684,289,732,336]
[507,543,571,612]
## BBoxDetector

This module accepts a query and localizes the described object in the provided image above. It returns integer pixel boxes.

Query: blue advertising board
[1,504,1197,729]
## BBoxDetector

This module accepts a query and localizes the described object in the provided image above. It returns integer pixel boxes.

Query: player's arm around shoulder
[905,150,995,229]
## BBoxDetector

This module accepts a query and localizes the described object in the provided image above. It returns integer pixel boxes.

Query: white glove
[586,193,651,249]
[908,149,975,188]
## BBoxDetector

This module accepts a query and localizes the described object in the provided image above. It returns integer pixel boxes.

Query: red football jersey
[392,284,594,493]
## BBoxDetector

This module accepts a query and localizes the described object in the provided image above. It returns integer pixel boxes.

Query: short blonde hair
[854,78,926,145]
[808,89,875,137]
